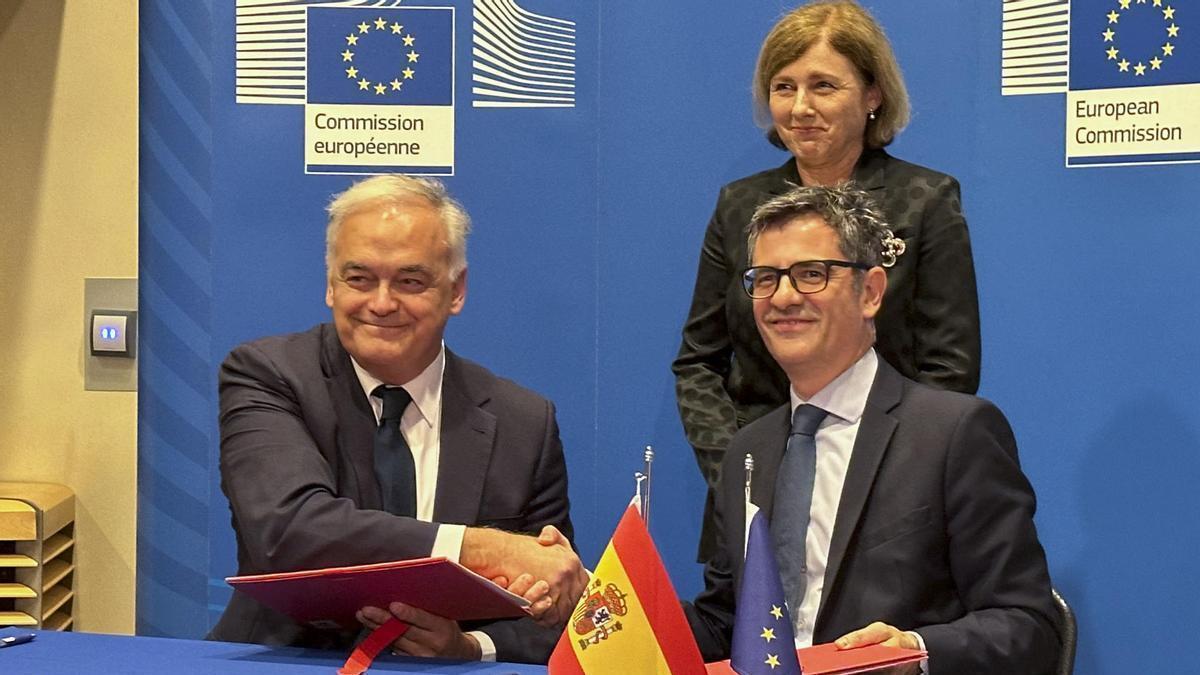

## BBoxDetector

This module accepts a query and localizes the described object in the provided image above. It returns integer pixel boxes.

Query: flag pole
[641,445,654,526]
[744,453,754,508]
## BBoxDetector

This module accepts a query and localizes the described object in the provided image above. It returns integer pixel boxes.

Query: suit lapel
[852,148,890,205]
[750,405,793,520]
[816,360,903,627]
[433,351,496,524]
[765,158,802,197]
[321,325,382,510]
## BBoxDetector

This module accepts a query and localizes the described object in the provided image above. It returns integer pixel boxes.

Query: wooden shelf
[43,532,74,563]
[44,611,72,631]
[0,582,36,598]
[0,553,37,568]
[0,500,36,541]
[0,610,36,626]
[41,585,74,620]
[0,483,75,630]
[42,558,74,592]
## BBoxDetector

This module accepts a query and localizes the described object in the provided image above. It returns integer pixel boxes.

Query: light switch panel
[84,278,138,391]
[91,310,137,357]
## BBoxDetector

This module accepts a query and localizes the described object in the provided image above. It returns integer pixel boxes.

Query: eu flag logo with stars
[306,7,452,105]
[1071,0,1195,90]
[731,505,802,674]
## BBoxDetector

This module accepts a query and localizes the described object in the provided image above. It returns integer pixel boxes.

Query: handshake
[357,524,588,660]
[461,524,589,627]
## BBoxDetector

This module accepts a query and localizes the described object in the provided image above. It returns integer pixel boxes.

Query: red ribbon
[338,618,410,675]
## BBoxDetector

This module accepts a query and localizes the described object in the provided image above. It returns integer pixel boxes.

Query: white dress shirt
[786,348,877,647]
[350,344,497,660]
[784,348,928,669]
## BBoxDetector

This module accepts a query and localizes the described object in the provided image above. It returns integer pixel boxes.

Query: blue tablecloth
[0,628,546,674]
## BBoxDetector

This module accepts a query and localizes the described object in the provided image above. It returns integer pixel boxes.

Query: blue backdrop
[138,2,1200,673]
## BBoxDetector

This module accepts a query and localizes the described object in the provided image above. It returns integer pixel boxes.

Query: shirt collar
[350,344,446,430]
[789,349,878,425]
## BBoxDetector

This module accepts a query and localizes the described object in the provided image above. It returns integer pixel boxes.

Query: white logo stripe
[472,0,575,108]
[1001,0,1069,95]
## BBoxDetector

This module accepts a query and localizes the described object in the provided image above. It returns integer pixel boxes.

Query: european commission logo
[307,9,453,105]
[305,6,455,175]
[1002,0,1198,167]
[232,0,577,175]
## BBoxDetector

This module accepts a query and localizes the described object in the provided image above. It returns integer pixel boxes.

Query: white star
[1134,61,1147,75]
[374,82,386,95]
[358,79,370,90]
[1163,42,1175,56]
[1166,24,1179,38]
[357,21,370,34]
[403,34,416,47]
[345,34,358,46]
[1103,28,1115,42]
[1118,58,1130,72]
[1107,46,1120,60]
[1150,56,1163,69]
[407,50,420,63]
[1119,0,1131,9]
[374,17,387,30]
[391,22,403,35]
[345,66,358,79]
[341,49,354,62]
[1107,10,1120,23]
[1163,6,1175,20]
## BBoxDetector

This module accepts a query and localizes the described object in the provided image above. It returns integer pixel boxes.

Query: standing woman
[673,0,981,561]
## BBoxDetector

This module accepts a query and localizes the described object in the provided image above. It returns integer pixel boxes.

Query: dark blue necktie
[772,404,828,618]
[373,385,416,517]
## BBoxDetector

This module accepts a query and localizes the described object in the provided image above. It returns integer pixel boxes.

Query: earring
[868,109,877,121]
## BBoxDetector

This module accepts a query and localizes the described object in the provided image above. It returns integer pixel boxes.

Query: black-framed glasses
[741,259,871,299]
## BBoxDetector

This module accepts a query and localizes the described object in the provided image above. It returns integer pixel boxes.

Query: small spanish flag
[548,502,705,674]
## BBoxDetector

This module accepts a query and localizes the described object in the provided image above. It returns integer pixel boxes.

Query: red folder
[705,642,926,675]
[227,557,530,630]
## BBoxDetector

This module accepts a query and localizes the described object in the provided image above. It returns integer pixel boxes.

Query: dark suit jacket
[685,359,1059,674]
[208,323,572,664]
[673,149,982,560]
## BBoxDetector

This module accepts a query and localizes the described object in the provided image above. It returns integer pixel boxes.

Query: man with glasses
[685,185,1059,673]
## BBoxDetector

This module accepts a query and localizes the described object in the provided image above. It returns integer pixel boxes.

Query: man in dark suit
[685,185,1059,673]
[209,175,586,664]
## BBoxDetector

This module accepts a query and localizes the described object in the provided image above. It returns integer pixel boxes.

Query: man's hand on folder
[357,602,481,660]
[834,621,923,675]
[460,524,587,628]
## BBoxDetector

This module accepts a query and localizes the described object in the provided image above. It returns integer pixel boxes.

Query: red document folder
[705,642,926,675]
[227,557,530,630]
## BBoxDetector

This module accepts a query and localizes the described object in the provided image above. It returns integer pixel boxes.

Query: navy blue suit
[209,323,571,664]
[685,359,1059,674]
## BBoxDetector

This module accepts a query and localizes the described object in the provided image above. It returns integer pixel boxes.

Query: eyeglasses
[741,259,871,299]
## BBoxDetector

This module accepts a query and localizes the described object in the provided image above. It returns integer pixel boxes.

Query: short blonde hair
[753,0,910,149]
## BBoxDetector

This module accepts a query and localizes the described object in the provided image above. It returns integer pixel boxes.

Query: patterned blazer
[672,149,981,560]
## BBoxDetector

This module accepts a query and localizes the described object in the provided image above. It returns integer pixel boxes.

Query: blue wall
[140,2,1200,673]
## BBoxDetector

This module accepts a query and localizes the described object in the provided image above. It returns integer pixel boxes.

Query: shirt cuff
[468,630,496,662]
[906,631,929,675]
[431,524,466,562]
